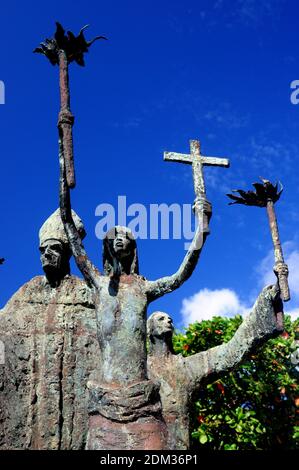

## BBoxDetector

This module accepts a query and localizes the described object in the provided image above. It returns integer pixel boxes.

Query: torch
[227,178,290,302]
[34,22,106,188]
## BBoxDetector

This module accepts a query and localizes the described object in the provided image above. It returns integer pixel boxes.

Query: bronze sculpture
[0,24,286,450]
[59,144,212,448]
[147,287,285,449]
[0,210,99,449]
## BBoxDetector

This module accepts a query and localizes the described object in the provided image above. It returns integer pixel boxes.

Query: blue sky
[1,0,299,328]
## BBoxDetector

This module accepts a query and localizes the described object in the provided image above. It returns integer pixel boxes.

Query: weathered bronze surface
[59,142,212,448]
[227,178,290,301]
[0,212,99,449]
[147,287,284,449]
[0,24,288,451]
[164,140,229,232]
[34,23,106,188]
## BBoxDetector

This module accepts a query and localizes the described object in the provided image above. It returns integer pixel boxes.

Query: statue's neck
[150,337,174,358]
[44,262,70,288]
[112,258,132,276]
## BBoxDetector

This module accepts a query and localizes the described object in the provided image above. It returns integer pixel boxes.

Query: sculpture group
[0,23,289,450]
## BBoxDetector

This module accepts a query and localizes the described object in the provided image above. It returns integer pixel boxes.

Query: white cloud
[180,240,299,326]
[286,308,299,322]
[181,288,249,325]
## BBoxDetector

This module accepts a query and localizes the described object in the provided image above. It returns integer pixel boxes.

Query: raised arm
[145,196,212,302]
[184,281,284,388]
[59,139,100,287]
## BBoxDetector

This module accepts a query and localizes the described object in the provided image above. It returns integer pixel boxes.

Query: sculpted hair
[147,313,156,343]
[102,226,139,276]
[147,312,175,354]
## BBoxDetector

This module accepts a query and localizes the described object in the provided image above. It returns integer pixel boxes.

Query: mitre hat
[39,208,86,245]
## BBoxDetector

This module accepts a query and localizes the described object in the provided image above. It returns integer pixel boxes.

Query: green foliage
[173,315,299,450]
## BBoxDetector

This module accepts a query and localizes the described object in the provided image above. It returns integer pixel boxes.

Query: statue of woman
[59,151,211,387]
[58,143,211,449]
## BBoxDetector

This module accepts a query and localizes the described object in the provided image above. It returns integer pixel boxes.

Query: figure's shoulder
[1,275,94,309]
[175,353,190,371]
[148,352,184,375]
[17,275,45,290]
[58,275,95,307]
[1,275,45,308]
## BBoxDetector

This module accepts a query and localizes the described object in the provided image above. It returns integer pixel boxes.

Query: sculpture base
[86,380,168,450]
[86,414,167,450]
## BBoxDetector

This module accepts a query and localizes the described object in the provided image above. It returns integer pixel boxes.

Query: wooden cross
[164,140,230,198]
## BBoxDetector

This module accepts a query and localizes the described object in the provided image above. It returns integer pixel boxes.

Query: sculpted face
[39,239,65,273]
[151,312,174,338]
[103,225,139,276]
[112,230,132,259]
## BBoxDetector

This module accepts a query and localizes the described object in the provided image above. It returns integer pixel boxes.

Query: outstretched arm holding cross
[146,194,211,302]
[59,138,100,287]
[146,140,229,302]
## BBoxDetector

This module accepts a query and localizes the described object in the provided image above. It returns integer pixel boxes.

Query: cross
[164,140,230,198]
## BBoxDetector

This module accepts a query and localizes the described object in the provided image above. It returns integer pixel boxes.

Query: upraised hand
[273,262,290,301]
[193,194,212,234]
[273,262,289,279]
